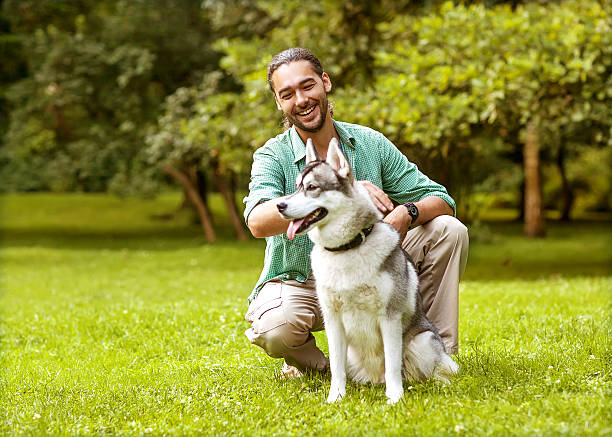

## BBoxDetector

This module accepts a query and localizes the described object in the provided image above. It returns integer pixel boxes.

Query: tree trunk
[557,142,574,222]
[179,168,208,211]
[211,163,248,241]
[523,122,546,237]
[517,179,525,222]
[196,169,208,207]
[162,164,216,243]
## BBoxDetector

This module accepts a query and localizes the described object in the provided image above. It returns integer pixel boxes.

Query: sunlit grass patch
[1,193,610,436]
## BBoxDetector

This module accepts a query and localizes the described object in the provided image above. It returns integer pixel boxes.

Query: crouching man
[243,48,468,376]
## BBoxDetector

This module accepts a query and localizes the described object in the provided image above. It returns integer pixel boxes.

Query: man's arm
[247,197,291,238]
[244,139,291,239]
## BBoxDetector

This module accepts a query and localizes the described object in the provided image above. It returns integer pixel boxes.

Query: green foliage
[566,145,612,211]
[1,25,155,192]
[0,0,219,194]
[2,0,92,34]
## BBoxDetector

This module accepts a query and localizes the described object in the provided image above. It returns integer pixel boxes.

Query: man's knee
[430,215,468,246]
[246,322,303,358]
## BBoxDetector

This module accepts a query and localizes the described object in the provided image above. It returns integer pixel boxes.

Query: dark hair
[267,47,324,93]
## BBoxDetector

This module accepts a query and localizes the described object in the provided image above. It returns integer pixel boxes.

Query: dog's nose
[277,201,287,212]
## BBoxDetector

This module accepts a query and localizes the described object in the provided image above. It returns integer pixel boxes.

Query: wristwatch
[403,202,419,225]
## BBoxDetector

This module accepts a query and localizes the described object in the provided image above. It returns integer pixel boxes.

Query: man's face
[271,60,332,133]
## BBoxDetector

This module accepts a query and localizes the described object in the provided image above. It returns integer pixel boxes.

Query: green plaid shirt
[243,120,455,302]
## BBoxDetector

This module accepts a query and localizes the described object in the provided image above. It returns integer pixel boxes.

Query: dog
[276,138,458,404]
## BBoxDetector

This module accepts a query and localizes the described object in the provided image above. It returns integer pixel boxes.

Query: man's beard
[284,94,329,133]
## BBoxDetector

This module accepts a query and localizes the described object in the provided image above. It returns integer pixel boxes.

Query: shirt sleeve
[377,133,456,215]
[243,142,286,224]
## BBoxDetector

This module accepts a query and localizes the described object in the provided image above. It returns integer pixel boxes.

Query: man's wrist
[403,202,419,227]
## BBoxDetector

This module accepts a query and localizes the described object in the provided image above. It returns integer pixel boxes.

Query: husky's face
[277,138,353,240]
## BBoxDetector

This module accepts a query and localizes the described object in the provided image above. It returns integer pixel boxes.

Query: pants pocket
[245,282,286,334]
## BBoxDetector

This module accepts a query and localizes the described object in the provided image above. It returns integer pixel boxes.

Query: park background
[0,0,610,435]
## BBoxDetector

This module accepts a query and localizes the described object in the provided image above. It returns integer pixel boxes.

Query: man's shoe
[280,361,304,378]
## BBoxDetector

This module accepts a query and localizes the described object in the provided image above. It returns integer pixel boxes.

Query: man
[243,48,468,376]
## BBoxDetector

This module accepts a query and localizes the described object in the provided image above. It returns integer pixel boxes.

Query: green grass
[1,193,610,436]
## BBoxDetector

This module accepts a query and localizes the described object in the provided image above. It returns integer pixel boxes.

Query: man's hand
[383,206,411,240]
[358,180,409,239]
[358,181,393,213]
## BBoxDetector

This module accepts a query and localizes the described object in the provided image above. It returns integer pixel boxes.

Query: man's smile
[296,105,317,117]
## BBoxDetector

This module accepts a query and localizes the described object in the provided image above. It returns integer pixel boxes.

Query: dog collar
[324,224,375,252]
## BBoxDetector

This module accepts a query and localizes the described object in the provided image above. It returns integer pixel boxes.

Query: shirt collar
[291,120,356,164]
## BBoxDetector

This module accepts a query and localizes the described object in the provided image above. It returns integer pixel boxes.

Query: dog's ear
[326,138,353,180]
[305,138,320,164]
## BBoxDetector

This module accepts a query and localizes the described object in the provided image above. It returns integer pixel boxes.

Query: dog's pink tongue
[287,218,305,240]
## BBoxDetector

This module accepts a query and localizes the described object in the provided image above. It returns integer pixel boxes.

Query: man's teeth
[297,106,315,116]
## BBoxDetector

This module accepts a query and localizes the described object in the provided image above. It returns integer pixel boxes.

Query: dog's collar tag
[324,224,375,252]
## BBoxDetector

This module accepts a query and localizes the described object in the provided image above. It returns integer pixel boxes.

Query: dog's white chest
[313,249,394,312]
[320,282,385,313]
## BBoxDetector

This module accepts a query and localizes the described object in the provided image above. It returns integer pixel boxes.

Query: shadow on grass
[0,226,264,251]
[464,220,612,280]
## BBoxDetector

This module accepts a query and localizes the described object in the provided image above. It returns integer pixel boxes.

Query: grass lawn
[1,192,610,436]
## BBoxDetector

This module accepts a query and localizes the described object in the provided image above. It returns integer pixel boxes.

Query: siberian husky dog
[276,138,458,404]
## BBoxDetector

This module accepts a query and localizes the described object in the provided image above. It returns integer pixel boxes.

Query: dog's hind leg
[403,331,457,382]
[380,315,404,404]
[434,351,459,383]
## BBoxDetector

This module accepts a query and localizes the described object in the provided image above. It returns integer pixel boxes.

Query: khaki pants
[245,215,469,371]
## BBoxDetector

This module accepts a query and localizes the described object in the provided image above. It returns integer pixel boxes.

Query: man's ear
[326,138,352,180]
[305,138,320,164]
[274,95,282,110]
[322,72,332,94]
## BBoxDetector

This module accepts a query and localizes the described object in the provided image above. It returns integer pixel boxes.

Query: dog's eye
[306,184,318,191]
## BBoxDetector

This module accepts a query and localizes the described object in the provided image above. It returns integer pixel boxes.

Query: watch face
[405,203,418,221]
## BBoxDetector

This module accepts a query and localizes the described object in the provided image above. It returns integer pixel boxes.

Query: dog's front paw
[385,387,403,405]
[327,386,345,403]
